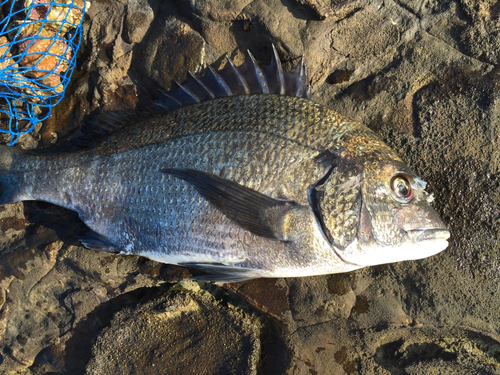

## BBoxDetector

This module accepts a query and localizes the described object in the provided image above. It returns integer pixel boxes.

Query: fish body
[0,48,450,282]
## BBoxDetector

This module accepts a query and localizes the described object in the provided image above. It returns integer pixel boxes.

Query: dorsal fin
[68,45,312,147]
[154,44,311,110]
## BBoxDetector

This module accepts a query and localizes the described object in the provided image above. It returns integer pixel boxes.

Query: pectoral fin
[162,168,297,240]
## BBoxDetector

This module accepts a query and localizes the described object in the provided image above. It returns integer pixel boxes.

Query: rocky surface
[0,0,499,374]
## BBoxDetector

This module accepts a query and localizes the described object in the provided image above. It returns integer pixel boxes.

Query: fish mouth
[351,227,451,266]
[412,228,450,242]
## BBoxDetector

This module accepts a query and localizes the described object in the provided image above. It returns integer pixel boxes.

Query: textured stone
[85,283,261,375]
[130,9,206,93]
[181,0,253,22]
[123,0,157,44]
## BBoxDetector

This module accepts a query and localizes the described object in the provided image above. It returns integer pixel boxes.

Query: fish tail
[0,145,25,206]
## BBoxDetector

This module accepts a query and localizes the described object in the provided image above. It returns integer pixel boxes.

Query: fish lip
[411,228,451,242]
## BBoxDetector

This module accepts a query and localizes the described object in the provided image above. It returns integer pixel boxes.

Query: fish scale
[0,48,450,282]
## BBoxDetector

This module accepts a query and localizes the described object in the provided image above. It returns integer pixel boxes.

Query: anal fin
[179,262,263,283]
[78,230,120,253]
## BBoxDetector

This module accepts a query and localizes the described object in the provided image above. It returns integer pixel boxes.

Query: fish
[0,46,450,282]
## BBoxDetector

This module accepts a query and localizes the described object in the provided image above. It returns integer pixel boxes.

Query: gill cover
[309,152,363,251]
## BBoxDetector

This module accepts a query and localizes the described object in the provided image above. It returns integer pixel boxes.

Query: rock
[367,326,500,374]
[225,278,290,319]
[86,0,125,55]
[130,12,206,93]
[123,0,158,44]
[180,0,253,22]
[456,0,500,65]
[85,282,261,375]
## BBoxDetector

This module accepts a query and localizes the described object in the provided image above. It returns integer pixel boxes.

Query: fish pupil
[392,176,412,199]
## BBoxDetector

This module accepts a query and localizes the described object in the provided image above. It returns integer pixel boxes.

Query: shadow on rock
[31,285,162,374]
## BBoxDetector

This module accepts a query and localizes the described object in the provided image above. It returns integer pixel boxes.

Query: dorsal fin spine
[304,64,311,98]
[188,71,215,99]
[246,50,269,94]
[297,58,306,97]
[174,80,201,103]
[271,44,285,95]
[225,55,250,95]
[159,89,183,107]
[207,66,232,96]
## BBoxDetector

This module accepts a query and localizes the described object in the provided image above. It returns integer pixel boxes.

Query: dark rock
[458,0,500,65]
[225,278,290,319]
[123,0,158,44]
[130,7,206,94]
[180,0,253,22]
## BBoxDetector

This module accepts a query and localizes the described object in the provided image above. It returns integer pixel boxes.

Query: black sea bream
[0,46,450,282]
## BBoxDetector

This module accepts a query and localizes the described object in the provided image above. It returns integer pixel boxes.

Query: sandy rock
[307,0,377,21]
[123,0,158,44]
[180,0,253,22]
[457,0,500,65]
[131,11,206,92]
[85,283,261,375]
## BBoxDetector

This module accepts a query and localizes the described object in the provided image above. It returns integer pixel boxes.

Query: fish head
[352,159,449,266]
[313,157,450,267]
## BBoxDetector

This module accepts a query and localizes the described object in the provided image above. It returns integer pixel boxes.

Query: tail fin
[0,145,25,206]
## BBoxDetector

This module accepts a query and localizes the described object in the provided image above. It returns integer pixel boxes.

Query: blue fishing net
[0,0,87,145]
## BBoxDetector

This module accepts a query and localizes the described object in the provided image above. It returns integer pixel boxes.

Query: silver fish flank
[0,46,450,282]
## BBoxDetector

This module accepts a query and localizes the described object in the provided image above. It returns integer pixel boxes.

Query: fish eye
[391,175,413,203]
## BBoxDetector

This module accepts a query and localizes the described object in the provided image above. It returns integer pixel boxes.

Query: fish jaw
[405,228,450,260]
[390,199,451,262]
[350,229,449,267]
[338,200,450,267]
